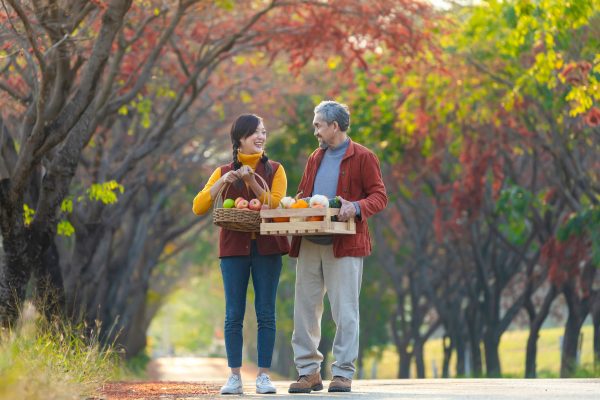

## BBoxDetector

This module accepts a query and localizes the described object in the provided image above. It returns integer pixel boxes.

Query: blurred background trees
[1,0,598,379]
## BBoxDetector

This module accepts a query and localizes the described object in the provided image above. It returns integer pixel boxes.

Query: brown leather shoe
[288,372,323,393]
[328,376,352,392]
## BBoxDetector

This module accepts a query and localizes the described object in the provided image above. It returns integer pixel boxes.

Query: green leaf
[61,198,73,214]
[87,180,125,205]
[57,220,75,237]
[23,204,35,226]
[215,0,234,11]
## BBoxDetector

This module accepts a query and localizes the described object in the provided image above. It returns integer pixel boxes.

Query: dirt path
[97,357,260,399]
[98,381,219,399]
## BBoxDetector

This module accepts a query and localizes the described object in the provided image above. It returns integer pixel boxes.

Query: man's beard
[319,140,328,149]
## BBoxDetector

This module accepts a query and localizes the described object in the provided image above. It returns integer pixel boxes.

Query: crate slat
[259,207,355,236]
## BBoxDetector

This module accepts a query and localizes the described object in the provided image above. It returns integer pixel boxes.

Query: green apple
[223,198,235,208]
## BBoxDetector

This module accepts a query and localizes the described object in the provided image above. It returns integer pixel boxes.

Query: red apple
[236,199,249,209]
[234,197,245,207]
[248,199,262,211]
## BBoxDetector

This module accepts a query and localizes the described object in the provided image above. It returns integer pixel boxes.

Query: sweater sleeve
[259,165,287,208]
[192,168,221,216]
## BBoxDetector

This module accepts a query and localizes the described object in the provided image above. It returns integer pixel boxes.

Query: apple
[223,198,235,208]
[236,199,249,209]
[248,199,262,211]
[234,197,245,207]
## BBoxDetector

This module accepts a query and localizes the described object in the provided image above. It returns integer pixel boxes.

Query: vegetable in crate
[309,194,329,208]
[328,196,342,208]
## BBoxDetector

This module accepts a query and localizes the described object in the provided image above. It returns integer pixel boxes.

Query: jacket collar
[314,138,356,165]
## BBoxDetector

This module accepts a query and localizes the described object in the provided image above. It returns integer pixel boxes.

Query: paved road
[144,357,600,399]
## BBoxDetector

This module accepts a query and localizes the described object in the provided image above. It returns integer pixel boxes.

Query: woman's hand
[238,165,256,183]
[222,170,240,184]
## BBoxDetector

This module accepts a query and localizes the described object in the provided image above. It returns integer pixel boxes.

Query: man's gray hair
[314,100,350,132]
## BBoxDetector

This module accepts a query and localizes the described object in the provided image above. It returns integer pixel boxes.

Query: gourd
[309,194,329,208]
[291,199,309,208]
[279,196,296,209]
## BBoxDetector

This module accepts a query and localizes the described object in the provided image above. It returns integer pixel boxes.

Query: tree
[0,0,434,360]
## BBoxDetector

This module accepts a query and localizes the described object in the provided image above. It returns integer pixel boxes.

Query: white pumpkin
[279,196,296,209]
[309,194,329,208]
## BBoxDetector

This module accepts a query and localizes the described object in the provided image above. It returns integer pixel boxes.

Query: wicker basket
[213,172,270,232]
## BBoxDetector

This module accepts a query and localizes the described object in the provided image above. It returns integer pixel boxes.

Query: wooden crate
[260,207,356,236]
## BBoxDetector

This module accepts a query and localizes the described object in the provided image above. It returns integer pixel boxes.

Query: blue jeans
[220,241,282,368]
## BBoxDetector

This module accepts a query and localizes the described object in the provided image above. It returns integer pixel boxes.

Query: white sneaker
[220,374,243,395]
[256,373,277,394]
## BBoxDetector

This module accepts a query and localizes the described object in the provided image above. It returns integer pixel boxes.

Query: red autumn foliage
[541,236,590,294]
[584,106,600,127]
[560,61,592,86]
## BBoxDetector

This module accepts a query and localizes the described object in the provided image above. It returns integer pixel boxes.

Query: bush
[0,303,120,400]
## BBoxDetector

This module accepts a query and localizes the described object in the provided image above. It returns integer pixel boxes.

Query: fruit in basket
[236,199,249,209]
[309,194,329,208]
[234,197,246,207]
[223,198,235,208]
[248,199,262,211]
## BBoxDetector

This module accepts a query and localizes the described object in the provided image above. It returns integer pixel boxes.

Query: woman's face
[239,121,267,154]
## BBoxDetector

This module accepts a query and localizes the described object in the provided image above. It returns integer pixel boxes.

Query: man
[288,100,388,393]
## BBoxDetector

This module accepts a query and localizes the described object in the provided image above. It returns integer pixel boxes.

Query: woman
[192,114,289,395]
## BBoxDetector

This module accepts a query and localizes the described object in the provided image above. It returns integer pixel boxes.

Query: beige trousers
[291,239,363,379]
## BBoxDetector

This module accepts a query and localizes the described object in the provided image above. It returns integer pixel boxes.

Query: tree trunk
[464,305,482,377]
[0,228,34,325]
[560,284,588,377]
[592,295,600,370]
[594,311,600,371]
[121,298,150,357]
[273,328,296,378]
[414,341,425,378]
[483,331,501,377]
[33,241,65,321]
[524,285,557,378]
[398,349,412,379]
[442,334,453,378]
[357,345,365,379]
[455,333,467,376]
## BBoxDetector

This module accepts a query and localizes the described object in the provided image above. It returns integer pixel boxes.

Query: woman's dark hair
[230,113,272,176]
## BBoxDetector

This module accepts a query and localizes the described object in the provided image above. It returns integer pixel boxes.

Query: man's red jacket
[289,139,388,258]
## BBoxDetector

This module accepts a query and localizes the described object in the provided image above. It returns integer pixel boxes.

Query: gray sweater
[306,138,350,245]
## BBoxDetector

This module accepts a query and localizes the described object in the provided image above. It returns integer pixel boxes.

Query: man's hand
[337,197,356,222]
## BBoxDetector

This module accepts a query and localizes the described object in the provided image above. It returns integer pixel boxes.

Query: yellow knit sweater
[192,152,287,216]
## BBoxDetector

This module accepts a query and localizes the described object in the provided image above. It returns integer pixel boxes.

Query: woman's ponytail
[232,143,242,170]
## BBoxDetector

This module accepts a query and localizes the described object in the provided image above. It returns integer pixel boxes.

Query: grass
[361,325,597,379]
[0,303,121,400]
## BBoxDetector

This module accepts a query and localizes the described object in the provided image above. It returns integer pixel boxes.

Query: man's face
[313,113,337,149]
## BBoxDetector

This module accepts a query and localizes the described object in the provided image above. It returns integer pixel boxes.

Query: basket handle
[213,170,272,211]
